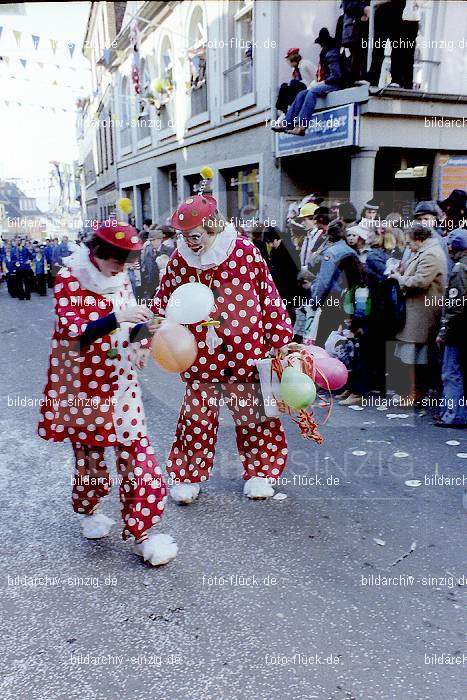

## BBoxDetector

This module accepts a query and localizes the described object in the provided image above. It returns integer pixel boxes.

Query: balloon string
[300,349,333,425]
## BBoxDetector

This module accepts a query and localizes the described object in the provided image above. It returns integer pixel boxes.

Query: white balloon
[166,282,215,325]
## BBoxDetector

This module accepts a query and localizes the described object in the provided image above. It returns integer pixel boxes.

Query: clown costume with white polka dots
[37,227,174,563]
[154,209,294,499]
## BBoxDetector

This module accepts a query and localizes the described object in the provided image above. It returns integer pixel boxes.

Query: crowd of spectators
[252,188,467,428]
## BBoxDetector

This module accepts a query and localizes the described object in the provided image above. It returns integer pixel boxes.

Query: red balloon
[314,356,348,391]
[151,321,198,373]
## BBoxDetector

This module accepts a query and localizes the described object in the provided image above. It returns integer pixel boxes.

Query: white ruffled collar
[62,245,128,295]
[176,223,238,270]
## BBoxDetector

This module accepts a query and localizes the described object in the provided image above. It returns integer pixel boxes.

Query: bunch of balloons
[278,345,348,411]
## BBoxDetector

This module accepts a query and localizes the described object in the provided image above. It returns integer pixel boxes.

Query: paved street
[0,286,465,700]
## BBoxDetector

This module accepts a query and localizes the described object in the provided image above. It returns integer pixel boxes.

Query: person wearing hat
[297,205,331,270]
[275,48,314,115]
[37,223,177,566]
[272,28,344,136]
[154,193,294,504]
[435,229,467,427]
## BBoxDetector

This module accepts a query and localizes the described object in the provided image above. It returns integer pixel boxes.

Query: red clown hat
[170,194,217,232]
[95,222,143,251]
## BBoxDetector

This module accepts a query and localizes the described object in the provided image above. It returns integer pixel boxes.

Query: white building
[78,0,467,228]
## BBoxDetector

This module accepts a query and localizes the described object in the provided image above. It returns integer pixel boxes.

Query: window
[108,110,114,165]
[224,1,254,104]
[96,125,103,174]
[187,6,207,118]
[102,111,108,170]
[120,76,132,149]
[157,36,175,131]
[137,59,151,141]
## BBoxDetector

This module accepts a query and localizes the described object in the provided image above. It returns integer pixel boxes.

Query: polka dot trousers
[167,381,288,484]
[71,438,167,541]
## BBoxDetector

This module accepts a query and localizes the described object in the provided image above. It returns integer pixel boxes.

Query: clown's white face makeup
[181,226,216,255]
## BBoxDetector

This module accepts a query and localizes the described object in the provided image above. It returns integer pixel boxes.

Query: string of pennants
[0,71,86,91]
[0,26,77,58]
[0,55,89,73]
[0,98,74,113]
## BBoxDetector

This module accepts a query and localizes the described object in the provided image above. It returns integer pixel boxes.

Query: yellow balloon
[117,197,132,215]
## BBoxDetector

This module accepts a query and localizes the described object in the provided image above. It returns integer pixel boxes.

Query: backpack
[380,278,406,338]
[343,286,372,318]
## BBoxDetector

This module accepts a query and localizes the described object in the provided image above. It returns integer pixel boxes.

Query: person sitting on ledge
[272,28,344,136]
[275,48,315,115]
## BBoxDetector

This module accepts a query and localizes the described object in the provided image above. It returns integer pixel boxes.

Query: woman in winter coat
[37,223,177,566]
[390,222,447,402]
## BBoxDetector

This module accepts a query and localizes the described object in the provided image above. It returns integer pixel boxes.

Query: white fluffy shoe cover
[80,513,115,539]
[170,482,201,504]
[243,476,275,499]
[135,533,178,566]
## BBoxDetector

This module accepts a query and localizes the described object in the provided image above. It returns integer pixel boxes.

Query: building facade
[78,0,467,228]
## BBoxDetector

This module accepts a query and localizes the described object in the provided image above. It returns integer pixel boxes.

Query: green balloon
[279,366,316,410]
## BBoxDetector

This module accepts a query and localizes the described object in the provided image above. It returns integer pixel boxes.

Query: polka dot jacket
[38,267,149,447]
[154,236,293,382]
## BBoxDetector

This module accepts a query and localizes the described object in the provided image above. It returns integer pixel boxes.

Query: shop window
[224,1,254,104]
[138,183,152,223]
[221,164,259,224]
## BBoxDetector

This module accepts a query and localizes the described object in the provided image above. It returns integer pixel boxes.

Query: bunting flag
[20,58,27,69]
[84,46,92,59]
[116,50,126,64]
[0,29,84,58]
[102,48,111,64]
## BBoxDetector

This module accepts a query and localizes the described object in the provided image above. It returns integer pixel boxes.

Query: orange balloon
[151,321,198,373]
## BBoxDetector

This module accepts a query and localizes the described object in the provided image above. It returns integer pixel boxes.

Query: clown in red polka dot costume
[154,194,295,504]
[37,223,177,566]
